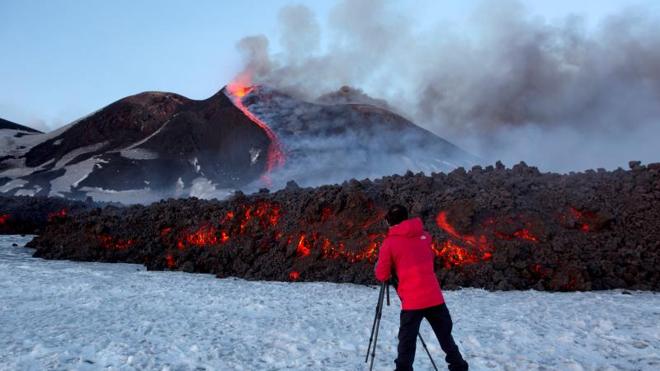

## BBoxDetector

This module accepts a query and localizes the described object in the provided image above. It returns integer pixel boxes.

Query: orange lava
[98,235,134,250]
[567,207,596,233]
[494,228,538,242]
[297,234,311,257]
[434,212,543,268]
[222,211,235,223]
[160,227,172,237]
[126,201,549,274]
[220,231,230,243]
[513,229,539,242]
[153,202,556,275]
[240,207,251,233]
[434,211,493,268]
[47,208,67,221]
[166,254,176,268]
[432,240,482,268]
[351,241,380,262]
[289,271,300,281]
[226,76,285,183]
[170,201,283,250]
[315,234,384,263]
[252,201,281,227]
[319,213,385,262]
[436,211,488,248]
[182,224,219,247]
[227,84,252,98]
[239,201,282,233]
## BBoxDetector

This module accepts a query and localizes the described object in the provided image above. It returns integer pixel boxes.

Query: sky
[1,0,658,131]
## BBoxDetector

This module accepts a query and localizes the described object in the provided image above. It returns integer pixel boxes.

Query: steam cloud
[235,0,660,172]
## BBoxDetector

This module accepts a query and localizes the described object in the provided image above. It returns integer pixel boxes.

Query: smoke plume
[234,0,660,172]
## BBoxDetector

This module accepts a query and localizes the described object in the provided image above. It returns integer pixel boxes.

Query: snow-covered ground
[1,235,658,371]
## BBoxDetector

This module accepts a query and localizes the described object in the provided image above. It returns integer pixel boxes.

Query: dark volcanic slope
[0,118,42,133]
[24,92,189,167]
[1,90,271,201]
[28,161,660,291]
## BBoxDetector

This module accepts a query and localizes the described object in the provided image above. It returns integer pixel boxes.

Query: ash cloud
[235,0,660,172]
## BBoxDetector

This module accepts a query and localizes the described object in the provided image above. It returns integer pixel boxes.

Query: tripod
[365,281,438,371]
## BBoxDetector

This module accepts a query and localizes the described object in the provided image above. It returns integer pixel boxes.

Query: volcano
[0,85,474,202]
[226,85,476,187]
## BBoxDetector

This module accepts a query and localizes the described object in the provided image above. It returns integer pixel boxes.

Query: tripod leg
[369,302,383,371]
[365,283,386,362]
[418,333,439,371]
[386,282,390,306]
[365,307,379,362]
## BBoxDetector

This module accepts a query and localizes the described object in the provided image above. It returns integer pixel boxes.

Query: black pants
[395,304,468,371]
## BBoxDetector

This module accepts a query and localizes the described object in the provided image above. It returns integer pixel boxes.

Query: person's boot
[448,359,468,371]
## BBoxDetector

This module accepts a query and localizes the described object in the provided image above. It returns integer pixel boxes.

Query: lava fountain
[225,75,286,183]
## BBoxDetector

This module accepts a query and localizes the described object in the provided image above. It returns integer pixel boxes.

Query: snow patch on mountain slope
[54,142,108,168]
[49,157,104,197]
[15,185,42,197]
[0,158,55,179]
[119,148,159,160]
[0,179,27,193]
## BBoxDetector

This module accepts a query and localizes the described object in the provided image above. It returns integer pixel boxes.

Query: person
[375,204,469,371]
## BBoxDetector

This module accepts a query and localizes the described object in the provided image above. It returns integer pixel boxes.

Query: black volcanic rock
[26,163,660,291]
[0,195,96,235]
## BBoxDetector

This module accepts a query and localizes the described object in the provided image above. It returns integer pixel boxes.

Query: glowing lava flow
[433,211,542,268]
[154,200,543,277]
[47,208,68,221]
[225,80,285,183]
[98,235,134,250]
[166,254,176,269]
[176,224,223,250]
[296,234,311,257]
[166,201,283,250]
[568,207,596,232]
[434,211,493,268]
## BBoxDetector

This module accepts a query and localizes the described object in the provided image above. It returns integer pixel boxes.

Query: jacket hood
[388,217,425,237]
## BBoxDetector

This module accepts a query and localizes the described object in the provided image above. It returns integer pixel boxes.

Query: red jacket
[375,217,445,310]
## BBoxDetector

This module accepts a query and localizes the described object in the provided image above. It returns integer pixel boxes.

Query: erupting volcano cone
[1,77,474,201]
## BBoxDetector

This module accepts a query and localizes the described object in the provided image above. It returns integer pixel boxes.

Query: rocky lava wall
[27,162,660,291]
[0,196,94,235]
